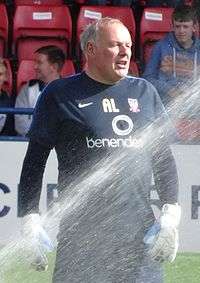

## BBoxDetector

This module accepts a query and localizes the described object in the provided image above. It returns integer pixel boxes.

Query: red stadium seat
[175,118,200,141]
[17,60,36,92]
[13,5,72,62]
[17,59,75,92]
[76,6,136,61]
[0,4,8,57]
[140,7,173,64]
[75,0,87,3]
[128,60,139,76]
[61,60,76,77]
[2,59,13,95]
[14,0,64,5]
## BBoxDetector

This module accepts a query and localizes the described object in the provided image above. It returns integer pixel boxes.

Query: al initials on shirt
[102,98,119,113]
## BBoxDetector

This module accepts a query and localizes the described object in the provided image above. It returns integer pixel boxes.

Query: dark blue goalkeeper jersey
[18,72,178,282]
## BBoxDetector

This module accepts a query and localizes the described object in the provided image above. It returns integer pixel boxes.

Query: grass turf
[2,253,200,283]
[164,253,200,283]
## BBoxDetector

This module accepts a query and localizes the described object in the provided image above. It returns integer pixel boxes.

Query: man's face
[34,53,54,83]
[89,22,132,84]
[0,65,7,90]
[173,20,196,47]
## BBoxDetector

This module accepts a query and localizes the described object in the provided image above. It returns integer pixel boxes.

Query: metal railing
[0,107,34,142]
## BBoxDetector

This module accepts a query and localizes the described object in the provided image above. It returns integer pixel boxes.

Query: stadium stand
[75,0,105,4]
[12,5,72,62]
[139,0,193,6]
[175,119,200,141]
[140,7,174,65]
[2,58,12,95]
[129,60,139,76]
[76,5,136,66]
[61,59,76,76]
[16,59,75,92]
[0,4,8,57]
[0,0,198,141]
[14,0,64,5]
[74,0,132,4]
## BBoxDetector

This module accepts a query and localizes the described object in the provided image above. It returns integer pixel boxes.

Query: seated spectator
[143,5,200,105]
[0,59,14,136]
[15,45,65,136]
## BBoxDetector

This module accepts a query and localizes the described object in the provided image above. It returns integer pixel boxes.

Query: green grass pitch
[2,253,200,283]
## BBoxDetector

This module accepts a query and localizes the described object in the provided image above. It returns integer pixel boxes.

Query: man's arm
[144,137,180,263]
[15,84,32,136]
[152,136,178,205]
[18,139,51,217]
[18,139,55,271]
[143,42,179,99]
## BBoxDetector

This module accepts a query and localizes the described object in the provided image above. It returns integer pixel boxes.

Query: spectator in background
[0,59,14,136]
[15,45,65,136]
[143,5,200,105]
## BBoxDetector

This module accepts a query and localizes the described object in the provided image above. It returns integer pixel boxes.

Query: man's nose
[178,26,185,33]
[119,45,131,55]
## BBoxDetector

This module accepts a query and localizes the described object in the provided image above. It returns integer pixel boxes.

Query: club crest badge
[128,98,140,113]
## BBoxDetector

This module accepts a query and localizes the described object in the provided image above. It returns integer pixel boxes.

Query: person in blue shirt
[18,18,180,282]
[143,5,200,105]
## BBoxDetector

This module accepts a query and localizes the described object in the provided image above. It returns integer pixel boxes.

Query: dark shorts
[52,222,162,283]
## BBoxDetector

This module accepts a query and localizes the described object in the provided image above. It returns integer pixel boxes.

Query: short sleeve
[28,82,61,148]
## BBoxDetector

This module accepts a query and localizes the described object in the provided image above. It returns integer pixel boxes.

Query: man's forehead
[98,23,131,40]
[35,53,48,61]
[173,20,195,26]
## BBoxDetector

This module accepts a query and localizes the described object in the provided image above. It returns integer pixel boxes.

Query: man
[18,18,180,282]
[143,5,200,105]
[15,45,66,136]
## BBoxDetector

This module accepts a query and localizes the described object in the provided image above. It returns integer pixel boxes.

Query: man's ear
[193,23,199,34]
[86,41,96,56]
[51,62,59,72]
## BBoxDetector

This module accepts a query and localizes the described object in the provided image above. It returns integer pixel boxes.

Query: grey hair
[80,17,125,52]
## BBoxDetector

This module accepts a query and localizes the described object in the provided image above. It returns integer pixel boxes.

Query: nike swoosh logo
[78,102,93,108]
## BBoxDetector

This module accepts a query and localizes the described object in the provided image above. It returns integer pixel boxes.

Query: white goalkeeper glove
[143,203,181,263]
[21,213,54,271]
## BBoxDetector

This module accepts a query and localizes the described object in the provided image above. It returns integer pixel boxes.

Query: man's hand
[21,213,54,271]
[143,203,181,263]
